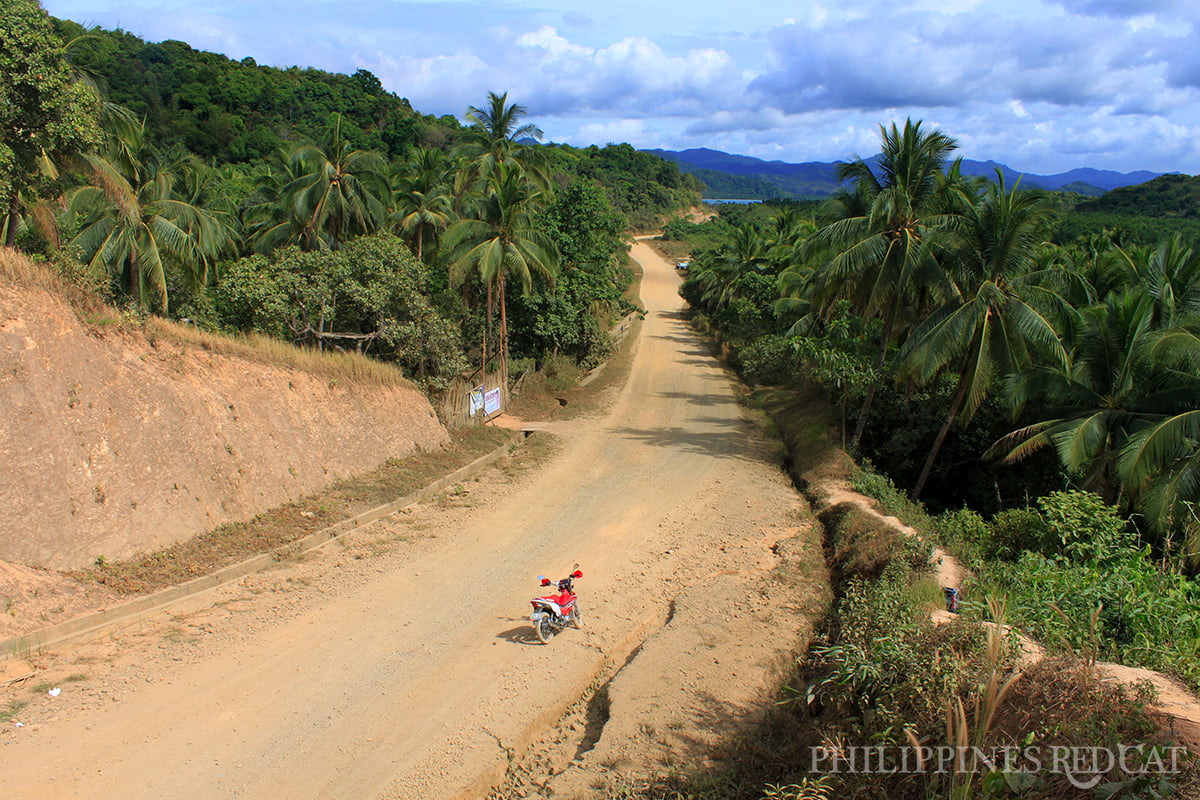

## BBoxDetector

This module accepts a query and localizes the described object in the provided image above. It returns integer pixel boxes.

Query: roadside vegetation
[617,395,1196,799]
[671,120,1200,570]
[652,121,1200,796]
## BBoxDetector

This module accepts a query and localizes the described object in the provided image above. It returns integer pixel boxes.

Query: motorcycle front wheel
[533,612,555,644]
[569,604,582,629]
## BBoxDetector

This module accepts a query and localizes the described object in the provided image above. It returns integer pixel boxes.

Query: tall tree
[444,163,558,383]
[456,91,549,192]
[810,119,967,451]
[899,176,1067,500]
[390,147,455,262]
[66,136,232,311]
[990,292,1185,505]
[251,115,388,252]
[1118,327,1200,558]
[1,0,100,246]
[690,223,772,313]
[1117,233,1200,327]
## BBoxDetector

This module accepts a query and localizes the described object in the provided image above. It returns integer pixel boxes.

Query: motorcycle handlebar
[537,570,583,586]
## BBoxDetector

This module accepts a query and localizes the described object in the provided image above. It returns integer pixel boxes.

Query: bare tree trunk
[498,272,509,390]
[482,278,493,376]
[851,306,898,452]
[910,371,970,502]
[4,193,18,248]
[128,251,140,305]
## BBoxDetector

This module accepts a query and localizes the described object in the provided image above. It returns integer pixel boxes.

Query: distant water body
[702,198,761,205]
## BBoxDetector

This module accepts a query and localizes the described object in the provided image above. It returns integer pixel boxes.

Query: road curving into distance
[0,239,823,799]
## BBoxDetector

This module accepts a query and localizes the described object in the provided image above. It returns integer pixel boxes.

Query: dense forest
[1,0,703,394]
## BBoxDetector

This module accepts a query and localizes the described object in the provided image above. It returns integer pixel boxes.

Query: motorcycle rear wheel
[533,612,555,644]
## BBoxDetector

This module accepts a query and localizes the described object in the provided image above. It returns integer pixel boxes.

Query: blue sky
[41,0,1200,174]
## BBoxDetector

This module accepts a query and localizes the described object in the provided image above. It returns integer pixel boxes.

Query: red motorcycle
[530,568,583,643]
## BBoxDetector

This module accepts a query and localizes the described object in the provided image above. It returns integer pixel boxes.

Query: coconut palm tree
[899,176,1067,499]
[455,91,549,194]
[390,147,455,262]
[242,146,307,253]
[1116,233,1200,327]
[4,31,141,252]
[763,205,815,267]
[1116,326,1200,553]
[990,292,1190,506]
[443,163,558,383]
[809,119,968,450]
[67,148,232,311]
[250,116,388,252]
[690,223,771,313]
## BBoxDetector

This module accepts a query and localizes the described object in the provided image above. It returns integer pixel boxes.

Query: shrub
[987,552,1200,687]
[988,507,1049,561]
[932,506,993,569]
[738,334,795,386]
[805,559,985,741]
[541,353,582,391]
[1038,490,1141,567]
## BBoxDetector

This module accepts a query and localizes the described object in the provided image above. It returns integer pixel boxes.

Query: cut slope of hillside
[0,250,449,570]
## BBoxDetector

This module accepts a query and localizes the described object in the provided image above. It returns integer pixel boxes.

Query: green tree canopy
[1,0,100,245]
[214,233,466,383]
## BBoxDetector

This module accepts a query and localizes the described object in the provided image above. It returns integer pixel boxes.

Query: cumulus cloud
[515,29,745,116]
[749,7,1185,113]
[39,0,1200,172]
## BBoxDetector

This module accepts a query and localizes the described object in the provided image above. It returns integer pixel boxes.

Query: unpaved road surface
[0,242,828,798]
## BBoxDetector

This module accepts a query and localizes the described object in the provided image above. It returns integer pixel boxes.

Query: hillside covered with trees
[2,0,702,400]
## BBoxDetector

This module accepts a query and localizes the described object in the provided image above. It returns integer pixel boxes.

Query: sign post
[483,387,502,417]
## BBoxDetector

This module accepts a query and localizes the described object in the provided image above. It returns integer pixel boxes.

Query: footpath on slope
[817,482,1200,754]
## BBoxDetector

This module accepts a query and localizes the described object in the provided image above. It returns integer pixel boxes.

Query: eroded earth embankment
[0,260,448,570]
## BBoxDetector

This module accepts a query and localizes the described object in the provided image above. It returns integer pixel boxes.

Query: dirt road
[0,242,827,798]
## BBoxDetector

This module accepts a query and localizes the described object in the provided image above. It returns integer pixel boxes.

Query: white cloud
[38,0,1200,173]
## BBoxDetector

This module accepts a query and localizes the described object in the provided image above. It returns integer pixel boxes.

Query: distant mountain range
[641,147,1170,200]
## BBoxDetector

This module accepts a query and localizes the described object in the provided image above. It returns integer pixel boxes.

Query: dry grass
[143,317,414,390]
[72,426,515,594]
[752,386,852,494]
[0,247,108,314]
[820,502,910,582]
[2,246,414,391]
